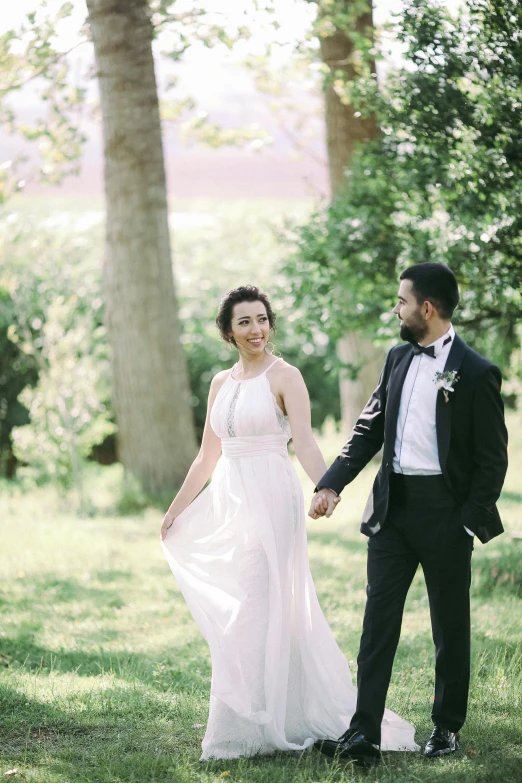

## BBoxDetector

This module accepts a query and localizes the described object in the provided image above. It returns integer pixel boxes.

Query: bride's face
[229,300,270,356]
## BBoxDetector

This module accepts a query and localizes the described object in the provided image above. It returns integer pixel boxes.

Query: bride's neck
[235,349,271,374]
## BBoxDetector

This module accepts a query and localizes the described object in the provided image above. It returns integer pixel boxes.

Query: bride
[160,285,418,760]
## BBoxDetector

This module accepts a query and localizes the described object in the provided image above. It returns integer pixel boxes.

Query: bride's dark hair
[216,285,276,345]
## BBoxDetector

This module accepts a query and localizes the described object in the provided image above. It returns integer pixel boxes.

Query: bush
[0,212,113,492]
[12,300,115,507]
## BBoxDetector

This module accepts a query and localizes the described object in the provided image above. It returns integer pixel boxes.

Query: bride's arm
[279,365,330,487]
[160,373,225,539]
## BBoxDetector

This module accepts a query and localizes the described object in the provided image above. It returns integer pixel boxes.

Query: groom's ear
[423,300,437,321]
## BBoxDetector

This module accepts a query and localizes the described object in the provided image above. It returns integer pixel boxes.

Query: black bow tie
[412,335,452,359]
[412,344,436,358]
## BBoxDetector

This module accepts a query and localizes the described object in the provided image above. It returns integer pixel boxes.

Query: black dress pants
[349,474,474,745]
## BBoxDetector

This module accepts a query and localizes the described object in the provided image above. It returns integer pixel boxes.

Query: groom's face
[393,279,428,344]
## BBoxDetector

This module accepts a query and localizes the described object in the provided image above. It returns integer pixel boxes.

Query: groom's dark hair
[400,263,459,319]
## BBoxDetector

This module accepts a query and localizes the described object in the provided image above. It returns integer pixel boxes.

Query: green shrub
[12,300,115,500]
[1,213,112,494]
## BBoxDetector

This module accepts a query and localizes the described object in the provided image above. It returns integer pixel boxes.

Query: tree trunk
[337,332,386,431]
[86,0,197,494]
[318,1,386,431]
[318,10,377,196]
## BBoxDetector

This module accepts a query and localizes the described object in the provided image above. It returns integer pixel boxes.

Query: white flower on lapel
[434,370,459,403]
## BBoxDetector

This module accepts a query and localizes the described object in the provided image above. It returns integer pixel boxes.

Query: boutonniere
[434,370,459,403]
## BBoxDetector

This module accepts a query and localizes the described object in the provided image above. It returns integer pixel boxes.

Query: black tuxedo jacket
[318,334,508,544]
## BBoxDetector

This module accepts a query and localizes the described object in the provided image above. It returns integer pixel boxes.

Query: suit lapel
[436,334,467,472]
[384,347,415,460]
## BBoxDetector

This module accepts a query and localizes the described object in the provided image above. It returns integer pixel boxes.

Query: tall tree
[317,0,376,193]
[316,0,385,430]
[283,0,522,401]
[1,1,270,487]
[85,0,197,493]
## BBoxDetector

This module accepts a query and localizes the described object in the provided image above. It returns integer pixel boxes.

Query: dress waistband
[221,434,289,459]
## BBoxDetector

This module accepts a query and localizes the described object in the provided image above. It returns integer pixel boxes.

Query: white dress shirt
[392,325,473,536]
[393,324,455,475]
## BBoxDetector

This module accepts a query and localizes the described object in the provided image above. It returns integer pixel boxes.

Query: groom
[310,263,508,762]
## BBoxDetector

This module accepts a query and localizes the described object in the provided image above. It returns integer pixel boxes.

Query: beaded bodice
[210,359,291,442]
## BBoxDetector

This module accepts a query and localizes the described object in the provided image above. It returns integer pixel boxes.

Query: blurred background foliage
[174,202,342,439]
[0,0,521,492]
[0,214,113,500]
[0,202,341,485]
[283,0,522,402]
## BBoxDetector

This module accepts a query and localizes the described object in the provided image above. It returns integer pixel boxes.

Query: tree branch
[0,40,87,97]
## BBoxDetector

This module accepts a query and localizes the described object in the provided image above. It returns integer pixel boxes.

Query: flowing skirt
[162,443,418,759]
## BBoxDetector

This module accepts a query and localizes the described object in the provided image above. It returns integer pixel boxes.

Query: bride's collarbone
[232,356,282,382]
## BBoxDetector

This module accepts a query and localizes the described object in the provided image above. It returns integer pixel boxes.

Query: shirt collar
[424,323,455,358]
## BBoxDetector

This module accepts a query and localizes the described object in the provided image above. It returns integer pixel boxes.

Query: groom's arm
[316,350,392,497]
[461,365,508,534]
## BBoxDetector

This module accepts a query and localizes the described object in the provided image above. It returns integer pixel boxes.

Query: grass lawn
[1,412,521,782]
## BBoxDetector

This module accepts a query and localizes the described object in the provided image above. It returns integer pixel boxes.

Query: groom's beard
[400,319,428,345]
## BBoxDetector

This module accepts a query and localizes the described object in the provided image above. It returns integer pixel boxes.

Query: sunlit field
[1,412,521,783]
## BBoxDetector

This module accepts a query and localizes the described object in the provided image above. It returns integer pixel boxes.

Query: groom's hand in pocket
[308,488,341,519]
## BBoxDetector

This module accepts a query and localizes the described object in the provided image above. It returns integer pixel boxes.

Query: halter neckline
[229,357,281,383]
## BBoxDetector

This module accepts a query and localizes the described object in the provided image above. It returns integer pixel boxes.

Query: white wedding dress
[161,358,418,759]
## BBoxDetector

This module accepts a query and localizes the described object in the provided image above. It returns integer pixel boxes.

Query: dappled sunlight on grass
[0,412,521,781]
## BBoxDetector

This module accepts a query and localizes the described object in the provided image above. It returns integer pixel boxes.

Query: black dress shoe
[315,730,381,763]
[424,725,460,757]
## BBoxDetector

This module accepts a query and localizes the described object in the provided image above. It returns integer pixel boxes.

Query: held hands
[160,514,176,541]
[308,488,341,520]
